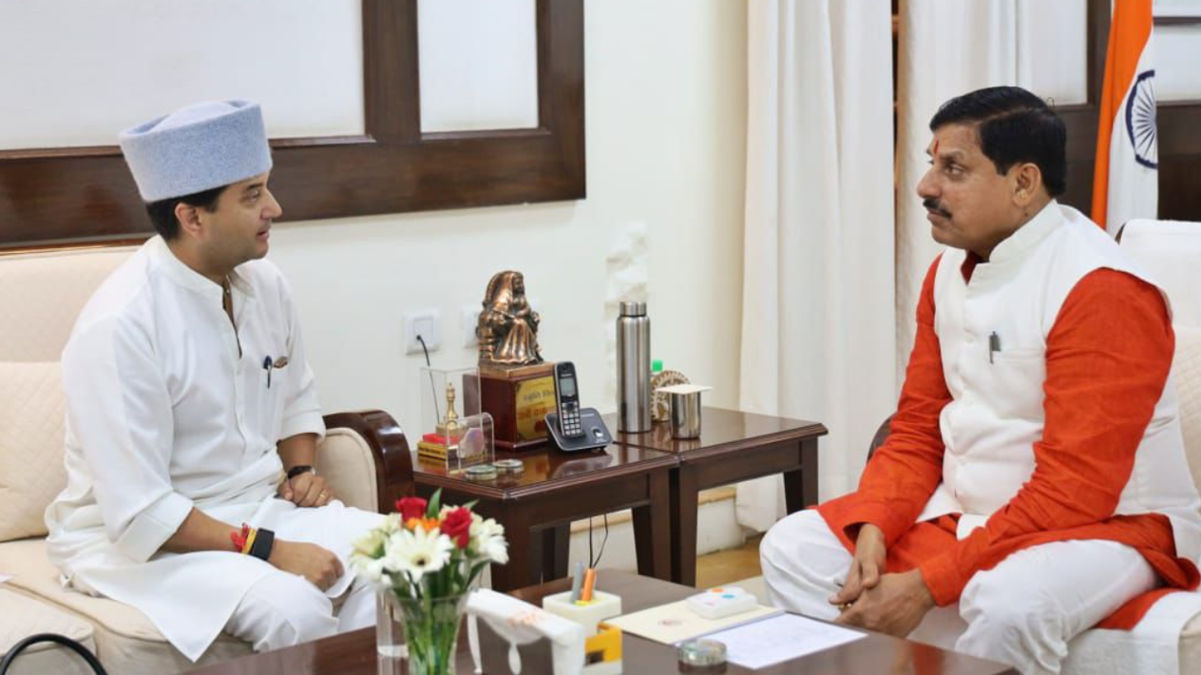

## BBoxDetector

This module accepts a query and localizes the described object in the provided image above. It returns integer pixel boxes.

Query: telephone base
[546,409,612,452]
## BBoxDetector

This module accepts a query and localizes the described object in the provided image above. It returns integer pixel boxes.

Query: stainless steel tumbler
[616,301,651,433]
[668,391,703,439]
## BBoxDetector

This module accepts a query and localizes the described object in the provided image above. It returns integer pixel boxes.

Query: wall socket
[403,308,441,354]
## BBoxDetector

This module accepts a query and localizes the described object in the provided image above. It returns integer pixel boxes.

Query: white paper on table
[705,613,867,669]
[606,600,783,645]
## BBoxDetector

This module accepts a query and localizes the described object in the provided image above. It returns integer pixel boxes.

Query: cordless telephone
[553,362,584,438]
[545,361,612,452]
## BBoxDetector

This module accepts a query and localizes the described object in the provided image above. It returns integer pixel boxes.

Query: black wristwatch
[286,465,315,480]
[248,528,275,561]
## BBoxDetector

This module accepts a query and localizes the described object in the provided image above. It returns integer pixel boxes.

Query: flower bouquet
[351,489,507,675]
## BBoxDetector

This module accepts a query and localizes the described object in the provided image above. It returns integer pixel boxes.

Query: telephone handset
[553,362,584,438]
[546,361,612,452]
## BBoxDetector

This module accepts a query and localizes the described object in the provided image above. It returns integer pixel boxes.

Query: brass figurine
[476,271,544,367]
[436,382,463,440]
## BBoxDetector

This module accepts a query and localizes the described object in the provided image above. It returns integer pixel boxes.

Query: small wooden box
[465,363,556,450]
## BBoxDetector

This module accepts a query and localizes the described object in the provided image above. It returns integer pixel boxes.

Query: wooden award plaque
[465,362,557,450]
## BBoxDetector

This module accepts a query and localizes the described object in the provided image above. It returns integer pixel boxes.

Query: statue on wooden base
[476,270,543,368]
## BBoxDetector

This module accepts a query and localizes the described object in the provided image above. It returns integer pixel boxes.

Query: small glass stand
[419,366,481,429]
[447,412,495,474]
[416,366,493,473]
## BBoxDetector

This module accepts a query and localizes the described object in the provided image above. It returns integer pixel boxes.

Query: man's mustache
[923,198,951,218]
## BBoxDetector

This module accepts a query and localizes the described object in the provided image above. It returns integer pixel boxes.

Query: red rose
[396,497,428,521]
[440,507,473,549]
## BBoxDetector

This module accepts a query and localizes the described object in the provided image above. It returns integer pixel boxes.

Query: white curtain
[895,0,1086,372]
[736,0,895,532]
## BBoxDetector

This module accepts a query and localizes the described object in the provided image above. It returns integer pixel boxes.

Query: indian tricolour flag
[1092,0,1157,236]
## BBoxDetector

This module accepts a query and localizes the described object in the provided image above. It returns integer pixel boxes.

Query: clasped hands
[278,470,335,508]
[830,523,935,637]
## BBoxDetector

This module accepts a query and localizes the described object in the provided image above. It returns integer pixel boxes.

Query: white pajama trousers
[760,510,1157,675]
[223,570,378,653]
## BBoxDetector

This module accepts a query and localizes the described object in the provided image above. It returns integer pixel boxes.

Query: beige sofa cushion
[0,539,250,674]
[1175,327,1201,493]
[0,362,66,541]
[0,587,96,675]
[0,246,134,362]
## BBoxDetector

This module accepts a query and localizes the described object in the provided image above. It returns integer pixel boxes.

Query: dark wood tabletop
[412,441,677,591]
[610,406,826,460]
[188,571,1016,674]
[413,441,676,499]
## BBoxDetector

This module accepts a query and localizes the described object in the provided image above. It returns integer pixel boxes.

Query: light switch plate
[461,305,482,347]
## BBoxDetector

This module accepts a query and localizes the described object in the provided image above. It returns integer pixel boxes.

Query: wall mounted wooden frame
[0,0,585,249]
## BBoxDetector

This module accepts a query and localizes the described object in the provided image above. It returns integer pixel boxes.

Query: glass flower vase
[388,590,469,675]
[376,588,408,659]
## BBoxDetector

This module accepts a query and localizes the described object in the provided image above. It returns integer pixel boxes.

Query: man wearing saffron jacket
[761,86,1201,674]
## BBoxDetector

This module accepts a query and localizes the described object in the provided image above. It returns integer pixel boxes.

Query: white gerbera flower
[469,516,508,564]
[382,525,454,583]
[349,553,389,585]
[381,513,404,534]
[351,528,387,558]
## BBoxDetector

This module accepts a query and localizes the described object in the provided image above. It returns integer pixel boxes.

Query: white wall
[267,0,748,436]
[0,0,364,149]
[0,0,747,437]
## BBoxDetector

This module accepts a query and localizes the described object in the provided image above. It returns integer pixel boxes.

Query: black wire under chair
[0,633,108,675]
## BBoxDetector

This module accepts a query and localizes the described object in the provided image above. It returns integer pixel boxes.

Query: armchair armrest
[318,410,414,514]
[866,414,893,463]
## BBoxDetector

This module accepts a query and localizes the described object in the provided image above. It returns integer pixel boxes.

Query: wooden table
[189,571,1016,674]
[614,407,827,585]
[412,442,677,591]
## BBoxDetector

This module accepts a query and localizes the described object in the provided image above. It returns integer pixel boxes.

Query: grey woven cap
[117,100,272,202]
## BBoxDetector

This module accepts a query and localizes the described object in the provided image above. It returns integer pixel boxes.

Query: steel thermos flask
[616,301,651,432]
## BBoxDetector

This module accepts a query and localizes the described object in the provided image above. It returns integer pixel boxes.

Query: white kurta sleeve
[62,315,193,563]
[277,280,324,442]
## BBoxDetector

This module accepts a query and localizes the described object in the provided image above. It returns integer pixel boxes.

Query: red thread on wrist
[230,523,250,552]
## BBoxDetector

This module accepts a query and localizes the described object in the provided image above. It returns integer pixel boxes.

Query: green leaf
[427,488,443,517]
[466,558,491,585]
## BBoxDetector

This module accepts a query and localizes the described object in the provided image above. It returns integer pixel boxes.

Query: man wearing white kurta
[44,100,384,661]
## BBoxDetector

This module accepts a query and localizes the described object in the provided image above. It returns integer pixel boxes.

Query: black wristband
[248,528,274,561]
[286,465,314,480]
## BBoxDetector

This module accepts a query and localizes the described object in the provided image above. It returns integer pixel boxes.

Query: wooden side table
[412,442,677,591]
[614,407,827,585]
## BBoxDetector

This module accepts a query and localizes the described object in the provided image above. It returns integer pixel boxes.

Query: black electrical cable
[416,334,440,421]
[0,633,108,675]
[588,514,610,569]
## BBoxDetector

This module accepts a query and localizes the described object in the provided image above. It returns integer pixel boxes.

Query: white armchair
[0,244,413,674]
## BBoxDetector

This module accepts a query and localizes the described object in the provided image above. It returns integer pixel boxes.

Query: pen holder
[542,591,622,636]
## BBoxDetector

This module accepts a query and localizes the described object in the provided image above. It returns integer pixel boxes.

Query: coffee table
[188,571,1016,674]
